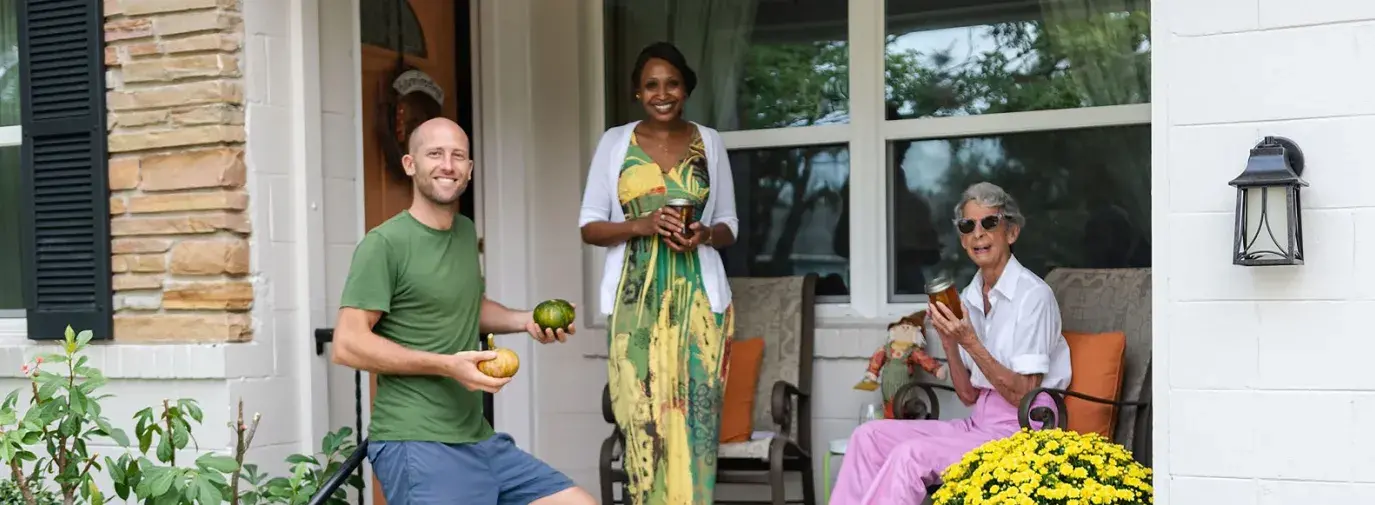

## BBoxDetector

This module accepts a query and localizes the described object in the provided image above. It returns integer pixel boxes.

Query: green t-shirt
[338,210,493,444]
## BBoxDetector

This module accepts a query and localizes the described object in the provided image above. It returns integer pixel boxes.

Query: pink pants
[829,389,1054,505]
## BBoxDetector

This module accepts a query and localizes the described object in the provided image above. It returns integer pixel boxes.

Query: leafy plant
[0,326,131,505]
[237,427,362,505]
[1,477,59,505]
[104,397,239,505]
[1,326,366,505]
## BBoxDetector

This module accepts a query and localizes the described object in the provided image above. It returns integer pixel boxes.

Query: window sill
[0,319,276,380]
[0,317,26,342]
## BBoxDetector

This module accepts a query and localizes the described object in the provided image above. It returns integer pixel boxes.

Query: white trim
[845,0,886,319]
[0,341,279,379]
[348,0,372,435]
[719,123,850,150]
[477,0,537,452]
[880,103,1152,141]
[580,0,609,330]
[467,0,485,273]
[1147,0,1171,498]
[0,317,27,343]
[1,124,21,334]
[0,125,20,147]
[289,0,331,453]
[346,1,373,501]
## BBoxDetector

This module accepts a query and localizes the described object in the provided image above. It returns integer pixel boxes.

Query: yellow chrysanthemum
[933,429,1154,505]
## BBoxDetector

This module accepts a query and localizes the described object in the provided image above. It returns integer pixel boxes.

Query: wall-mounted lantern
[1228,136,1307,266]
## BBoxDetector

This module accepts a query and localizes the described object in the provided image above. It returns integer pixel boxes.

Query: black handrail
[307,438,369,505]
[311,329,369,505]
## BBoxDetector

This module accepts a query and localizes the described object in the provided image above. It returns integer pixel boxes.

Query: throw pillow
[1062,330,1127,439]
[719,337,766,443]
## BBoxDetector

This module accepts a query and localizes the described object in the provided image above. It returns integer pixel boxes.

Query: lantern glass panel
[1240,185,1291,260]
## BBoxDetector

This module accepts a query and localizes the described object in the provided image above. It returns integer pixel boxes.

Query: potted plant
[932,428,1153,505]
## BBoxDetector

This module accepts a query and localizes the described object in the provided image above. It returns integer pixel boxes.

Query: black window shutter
[18,0,112,341]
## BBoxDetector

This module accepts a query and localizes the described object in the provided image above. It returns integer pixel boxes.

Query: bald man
[333,118,596,505]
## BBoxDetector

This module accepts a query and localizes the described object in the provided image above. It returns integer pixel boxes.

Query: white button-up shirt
[956,255,1072,391]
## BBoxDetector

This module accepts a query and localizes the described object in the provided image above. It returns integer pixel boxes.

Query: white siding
[1155,0,1375,502]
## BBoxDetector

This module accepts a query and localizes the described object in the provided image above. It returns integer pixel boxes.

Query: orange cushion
[1062,331,1127,438]
[719,337,765,443]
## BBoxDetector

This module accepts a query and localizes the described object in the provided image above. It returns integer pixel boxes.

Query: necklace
[639,124,684,164]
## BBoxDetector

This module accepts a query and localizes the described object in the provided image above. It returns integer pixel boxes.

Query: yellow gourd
[477,334,520,378]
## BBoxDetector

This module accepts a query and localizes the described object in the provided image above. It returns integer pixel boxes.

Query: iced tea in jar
[665,198,697,238]
[925,274,964,320]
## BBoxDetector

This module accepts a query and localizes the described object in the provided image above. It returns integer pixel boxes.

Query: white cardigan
[578,121,739,316]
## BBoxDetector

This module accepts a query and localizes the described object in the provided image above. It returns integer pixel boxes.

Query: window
[603,0,853,299]
[599,0,1150,315]
[1,0,23,318]
[884,0,1150,299]
[361,0,429,57]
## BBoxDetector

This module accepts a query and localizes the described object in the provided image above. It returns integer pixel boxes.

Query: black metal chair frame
[888,366,1151,498]
[891,362,1154,463]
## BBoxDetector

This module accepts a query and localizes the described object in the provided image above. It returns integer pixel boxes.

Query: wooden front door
[358,0,479,503]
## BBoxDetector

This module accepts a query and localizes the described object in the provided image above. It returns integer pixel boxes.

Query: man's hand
[445,351,513,393]
[524,303,577,344]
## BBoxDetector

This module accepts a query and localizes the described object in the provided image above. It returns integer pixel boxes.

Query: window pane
[0,0,19,126]
[888,125,1150,299]
[1,145,23,310]
[604,0,849,131]
[360,0,428,57]
[724,144,850,298]
[884,0,1150,119]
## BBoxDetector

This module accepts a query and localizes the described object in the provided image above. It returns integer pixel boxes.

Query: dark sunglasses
[955,214,1004,234]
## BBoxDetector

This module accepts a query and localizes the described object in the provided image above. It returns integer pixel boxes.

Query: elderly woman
[830,182,1072,504]
[578,42,738,505]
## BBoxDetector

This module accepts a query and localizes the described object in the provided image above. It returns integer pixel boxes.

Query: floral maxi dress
[607,130,735,505]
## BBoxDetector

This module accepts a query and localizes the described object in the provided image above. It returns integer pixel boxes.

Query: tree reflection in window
[361,0,428,57]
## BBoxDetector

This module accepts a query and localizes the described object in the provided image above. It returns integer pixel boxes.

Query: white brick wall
[240,0,313,468]
[1156,0,1375,502]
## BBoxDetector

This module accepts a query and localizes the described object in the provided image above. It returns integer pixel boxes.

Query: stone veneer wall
[102,0,252,342]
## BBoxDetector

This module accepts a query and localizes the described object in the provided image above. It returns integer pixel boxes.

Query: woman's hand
[665,222,712,252]
[929,301,976,348]
[632,207,684,239]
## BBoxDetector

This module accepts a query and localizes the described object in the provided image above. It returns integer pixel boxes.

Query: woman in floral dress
[577,42,740,504]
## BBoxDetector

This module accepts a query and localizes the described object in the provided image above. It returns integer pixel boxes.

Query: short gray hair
[953,182,1025,227]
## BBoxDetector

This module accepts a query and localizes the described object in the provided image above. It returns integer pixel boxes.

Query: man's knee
[487,434,583,505]
[530,487,598,505]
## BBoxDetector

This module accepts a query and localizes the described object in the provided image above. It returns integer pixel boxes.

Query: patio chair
[1017,267,1153,466]
[599,274,818,505]
[892,267,1154,474]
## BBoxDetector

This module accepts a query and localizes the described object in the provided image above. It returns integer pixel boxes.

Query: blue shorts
[367,433,575,505]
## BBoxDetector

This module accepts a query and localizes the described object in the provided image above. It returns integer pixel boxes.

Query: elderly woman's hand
[929,301,977,348]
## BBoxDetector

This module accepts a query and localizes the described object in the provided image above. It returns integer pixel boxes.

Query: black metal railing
[310,329,369,505]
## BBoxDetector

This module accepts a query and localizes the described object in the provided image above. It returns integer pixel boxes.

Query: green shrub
[1,326,364,505]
